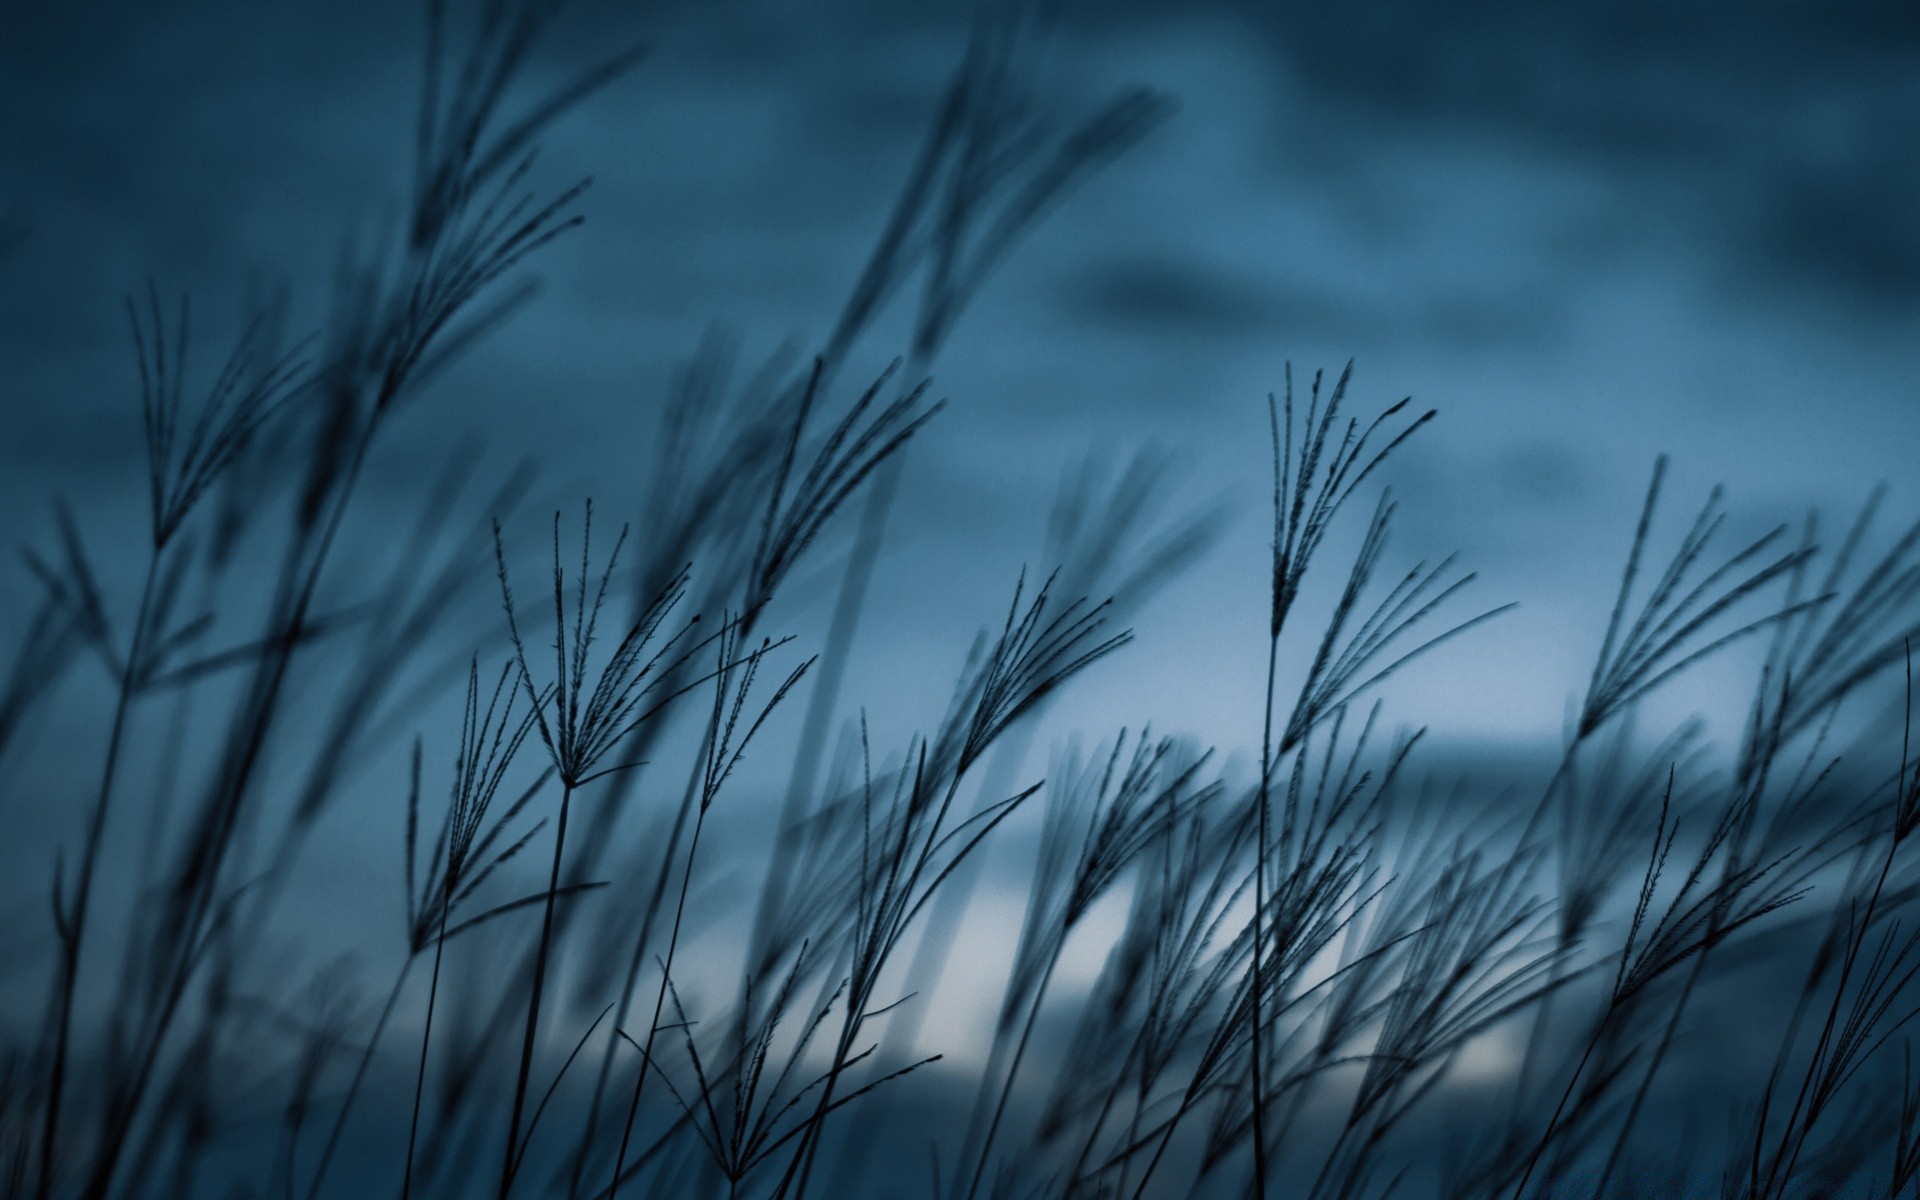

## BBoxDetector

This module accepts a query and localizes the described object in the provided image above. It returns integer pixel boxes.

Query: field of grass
[5,4,1920,1198]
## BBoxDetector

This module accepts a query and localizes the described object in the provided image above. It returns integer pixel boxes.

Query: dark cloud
[1748,160,1920,313]
[1059,256,1278,336]
[1184,0,1920,312]
[1059,255,1567,350]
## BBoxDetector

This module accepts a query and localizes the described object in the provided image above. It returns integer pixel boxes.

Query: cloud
[1206,0,1920,313]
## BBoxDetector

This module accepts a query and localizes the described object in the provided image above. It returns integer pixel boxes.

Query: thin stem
[607,786,713,1200]
[569,757,700,1200]
[963,951,1061,1200]
[402,900,453,1200]
[1250,618,1280,1200]
[1514,1033,1603,1200]
[1596,850,1735,1198]
[780,1004,860,1200]
[1504,946,1569,1140]
[1760,829,1902,1197]
[1063,1026,1140,1192]
[82,412,386,1200]
[502,781,574,1197]
[38,555,161,1200]
[305,954,419,1200]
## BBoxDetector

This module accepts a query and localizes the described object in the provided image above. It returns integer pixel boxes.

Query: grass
[7,3,1920,1199]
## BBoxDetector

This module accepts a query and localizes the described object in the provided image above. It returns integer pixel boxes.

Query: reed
[11,3,1920,1199]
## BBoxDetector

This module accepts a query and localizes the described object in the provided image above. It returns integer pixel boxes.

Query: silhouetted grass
[8,3,1920,1200]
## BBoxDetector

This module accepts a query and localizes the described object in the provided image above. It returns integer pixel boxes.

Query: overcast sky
[4,0,1918,757]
